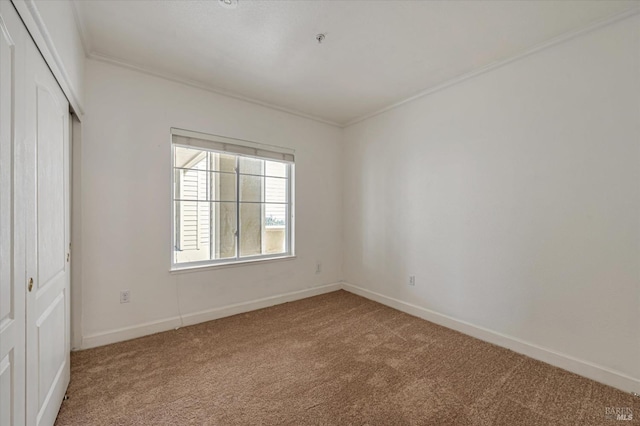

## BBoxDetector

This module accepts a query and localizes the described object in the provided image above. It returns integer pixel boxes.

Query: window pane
[175,146,237,172]
[174,201,236,263]
[265,177,287,203]
[174,168,208,201]
[239,157,263,175]
[174,170,238,202]
[239,203,262,257]
[174,146,206,169]
[174,200,210,263]
[264,203,287,227]
[210,152,236,173]
[265,160,287,177]
[264,225,286,254]
[213,202,237,259]
[210,171,237,202]
[239,175,263,202]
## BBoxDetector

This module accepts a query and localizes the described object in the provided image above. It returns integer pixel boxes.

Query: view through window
[172,136,293,268]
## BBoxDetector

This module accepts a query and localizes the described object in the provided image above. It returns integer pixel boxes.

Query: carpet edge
[342,282,640,395]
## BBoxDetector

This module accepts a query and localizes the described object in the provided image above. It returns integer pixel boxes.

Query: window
[171,129,294,270]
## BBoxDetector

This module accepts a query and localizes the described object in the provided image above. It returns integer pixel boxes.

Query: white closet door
[0,3,26,425]
[24,28,70,426]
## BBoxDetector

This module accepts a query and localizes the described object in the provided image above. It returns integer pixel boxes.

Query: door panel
[36,84,66,290]
[0,3,26,425]
[0,3,70,424]
[0,2,15,322]
[37,293,65,409]
[25,26,70,426]
[0,355,11,425]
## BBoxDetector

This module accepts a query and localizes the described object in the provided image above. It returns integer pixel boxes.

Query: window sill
[169,255,296,274]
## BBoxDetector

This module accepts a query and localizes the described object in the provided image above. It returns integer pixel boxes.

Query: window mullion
[208,152,214,260]
[286,164,290,254]
[260,161,264,255]
[235,156,240,260]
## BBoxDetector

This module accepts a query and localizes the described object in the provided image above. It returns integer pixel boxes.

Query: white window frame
[170,128,295,271]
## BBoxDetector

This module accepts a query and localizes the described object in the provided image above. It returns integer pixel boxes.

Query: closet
[1,2,71,426]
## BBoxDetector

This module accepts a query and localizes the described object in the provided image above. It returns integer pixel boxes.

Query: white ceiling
[74,0,639,126]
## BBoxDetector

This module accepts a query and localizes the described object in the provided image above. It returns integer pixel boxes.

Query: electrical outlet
[120,290,131,304]
[408,275,416,286]
[315,262,322,274]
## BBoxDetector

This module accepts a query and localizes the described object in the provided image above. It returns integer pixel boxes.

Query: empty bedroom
[0,0,639,425]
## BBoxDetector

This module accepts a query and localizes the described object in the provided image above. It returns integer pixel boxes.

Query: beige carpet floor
[55,290,638,425]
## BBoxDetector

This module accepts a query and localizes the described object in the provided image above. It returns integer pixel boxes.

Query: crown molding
[69,0,91,56]
[87,51,343,128]
[31,1,639,128]
[11,0,85,116]
[343,6,640,128]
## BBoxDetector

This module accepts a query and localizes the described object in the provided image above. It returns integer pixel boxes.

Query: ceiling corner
[70,0,92,57]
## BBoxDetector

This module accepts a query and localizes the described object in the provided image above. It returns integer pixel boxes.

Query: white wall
[343,14,640,387]
[14,0,86,113]
[32,0,84,105]
[78,59,343,347]
[74,6,638,394]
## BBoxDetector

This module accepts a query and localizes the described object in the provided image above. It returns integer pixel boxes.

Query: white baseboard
[179,283,341,326]
[81,282,342,349]
[80,280,639,395]
[342,282,640,395]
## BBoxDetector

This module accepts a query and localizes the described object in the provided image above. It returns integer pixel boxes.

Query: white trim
[170,135,295,271]
[171,127,295,157]
[81,6,639,128]
[10,0,85,116]
[79,280,640,394]
[69,0,91,56]
[80,282,341,349]
[343,6,640,127]
[342,282,640,395]
[87,51,341,128]
[170,255,297,274]
[81,316,182,351]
